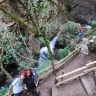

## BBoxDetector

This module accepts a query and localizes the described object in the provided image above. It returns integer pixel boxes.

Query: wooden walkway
[52,60,96,96]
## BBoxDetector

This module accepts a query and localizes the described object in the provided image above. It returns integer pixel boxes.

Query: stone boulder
[57,21,81,45]
[88,36,96,51]
[28,34,41,54]
[66,0,96,25]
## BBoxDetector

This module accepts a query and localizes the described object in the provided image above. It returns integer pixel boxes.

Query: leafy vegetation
[0,0,62,71]
[0,23,26,65]
[91,30,96,35]
[64,21,78,34]
[37,60,51,74]
[59,46,70,59]
[59,40,76,59]
[58,21,79,45]
[0,0,64,84]
[0,88,8,96]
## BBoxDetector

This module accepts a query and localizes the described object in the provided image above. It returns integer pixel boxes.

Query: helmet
[20,72,25,76]
[79,27,83,31]
[25,69,31,74]
[31,69,36,74]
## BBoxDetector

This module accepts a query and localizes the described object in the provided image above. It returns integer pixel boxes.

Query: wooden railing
[55,61,96,86]
[39,48,80,80]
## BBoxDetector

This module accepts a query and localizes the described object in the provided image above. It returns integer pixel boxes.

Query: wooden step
[52,86,57,96]
[80,75,94,96]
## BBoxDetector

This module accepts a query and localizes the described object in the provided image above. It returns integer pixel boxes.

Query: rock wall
[64,0,96,24]
[54,0,96,25]
[28,34,41,54]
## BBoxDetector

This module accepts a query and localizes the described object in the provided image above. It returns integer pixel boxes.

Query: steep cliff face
[55,0,96,25]
[63,0,96,25]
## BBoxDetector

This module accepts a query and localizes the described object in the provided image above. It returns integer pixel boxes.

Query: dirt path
[39,52,96,96]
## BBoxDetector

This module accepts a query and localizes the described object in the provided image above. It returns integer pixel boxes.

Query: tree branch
[49,10,61,23]
[47,0,62,11]
[0,62,13,80]
[17,0,39,34]
[0,49,13,80]
[8,36,40,70]
[0,6,38,34]
[42,29,57,77]
[23,40,31,54]
[0,0,4,4]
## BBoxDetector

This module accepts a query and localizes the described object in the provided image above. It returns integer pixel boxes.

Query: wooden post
[93,70,96,95]
[52,86,57,96]
[60,71,64,86]
[61,71,64,81]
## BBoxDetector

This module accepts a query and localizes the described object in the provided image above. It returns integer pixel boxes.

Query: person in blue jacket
[76,27,83,42]
[32,70,40,96]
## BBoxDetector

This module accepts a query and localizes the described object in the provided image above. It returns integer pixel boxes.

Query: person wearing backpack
[31,70,41,96]
[23,69,35,96]
[76,27,83,43]
[7,72,25,96]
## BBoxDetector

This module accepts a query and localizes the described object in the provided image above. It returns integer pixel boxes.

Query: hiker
[7,72,25,96]
[76,27,83,42]
[31,69,40,96]
[23,69,35,96]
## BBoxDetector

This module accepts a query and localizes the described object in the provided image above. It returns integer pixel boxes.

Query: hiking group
[7,69,40,96]
[6,27,83,96]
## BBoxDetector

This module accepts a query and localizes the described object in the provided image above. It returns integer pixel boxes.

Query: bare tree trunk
[0,49,13,80]
[42,30,58,83]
